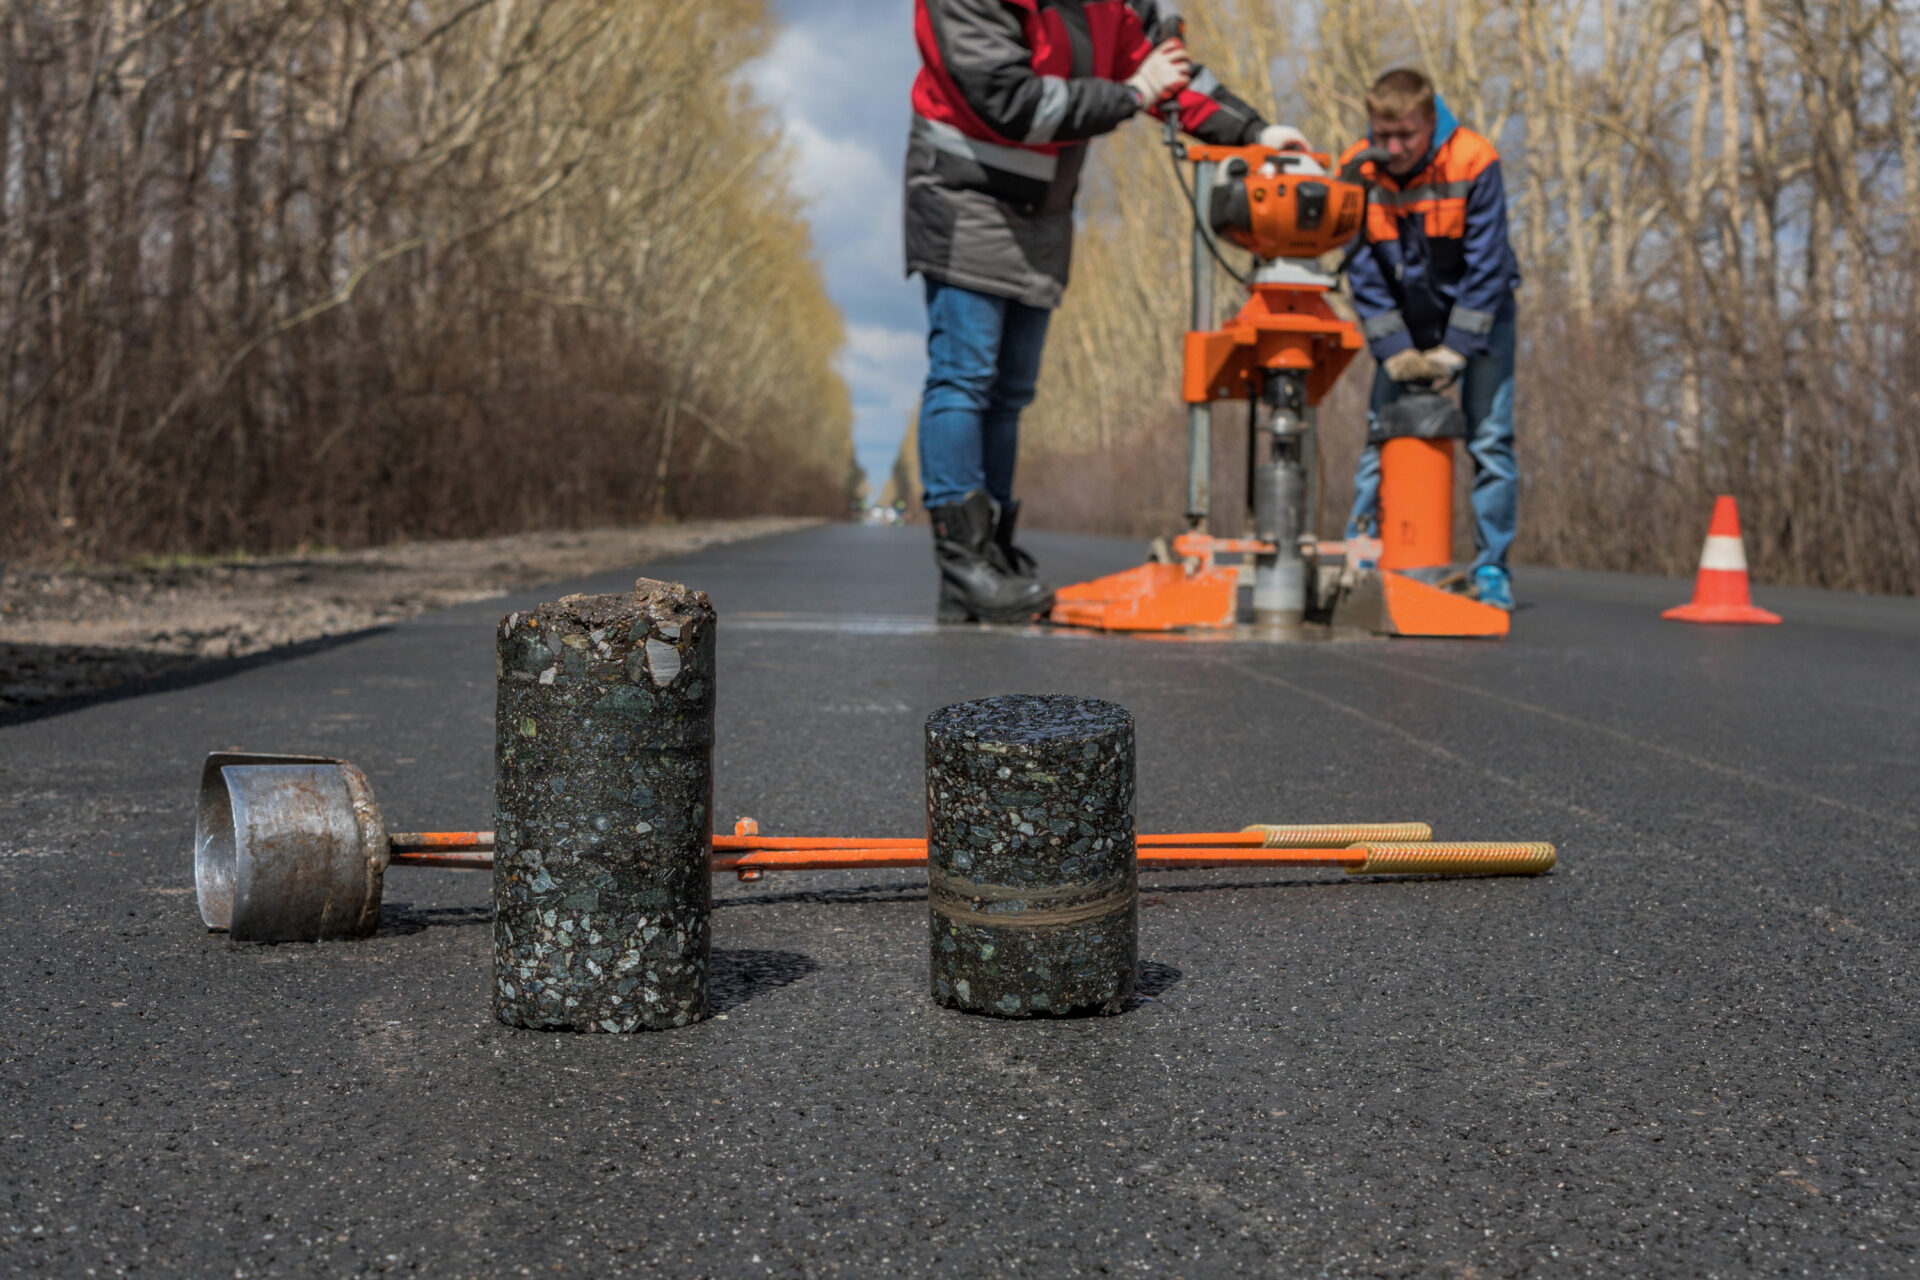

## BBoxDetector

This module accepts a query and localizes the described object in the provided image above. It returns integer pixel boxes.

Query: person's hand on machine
[1259,124,1311,153]
[1126,39,1192,110]
[1258,124,1325,174]
[1422,345,1467,388]
[1383,348,1440,385]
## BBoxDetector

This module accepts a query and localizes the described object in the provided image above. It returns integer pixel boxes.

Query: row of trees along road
[2,0,857,564]
[1018,0,1920,594]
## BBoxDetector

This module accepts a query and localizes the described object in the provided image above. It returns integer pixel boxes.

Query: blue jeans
[916,277,1052,508]
[1346,311,1518,572]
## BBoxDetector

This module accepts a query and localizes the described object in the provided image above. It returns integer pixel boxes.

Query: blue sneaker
[1470,565,1514,611]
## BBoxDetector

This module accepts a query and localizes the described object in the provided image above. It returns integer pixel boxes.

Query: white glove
[1383,348,1440,384]
[1425,346,1468,376]
[1259,124,1311,152]
[1125,39,1191,109]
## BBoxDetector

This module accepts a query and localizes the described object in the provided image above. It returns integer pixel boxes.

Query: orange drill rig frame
[1047,134,1508,639]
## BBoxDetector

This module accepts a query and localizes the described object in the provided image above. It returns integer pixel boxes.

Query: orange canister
[1378,437,1454,572]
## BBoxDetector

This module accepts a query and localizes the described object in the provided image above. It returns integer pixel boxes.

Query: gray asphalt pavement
[3,522,1917,1277]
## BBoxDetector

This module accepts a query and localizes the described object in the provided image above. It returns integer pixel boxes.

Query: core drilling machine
[1048,125,1509,638]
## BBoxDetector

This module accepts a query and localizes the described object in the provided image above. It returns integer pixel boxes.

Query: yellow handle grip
[1346,841,1556,876]
[1242,822,1434,847]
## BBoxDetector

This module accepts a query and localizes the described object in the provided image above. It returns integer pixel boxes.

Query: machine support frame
[1185,160,1216,529]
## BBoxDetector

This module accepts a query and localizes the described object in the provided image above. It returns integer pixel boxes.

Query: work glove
[1258,124,1311,153]
[1382,348,1439,385]
[1125,39,1191,110]
[1422,345,1467,388]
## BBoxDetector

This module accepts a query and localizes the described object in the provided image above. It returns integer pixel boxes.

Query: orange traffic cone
[1662,496,1781,625]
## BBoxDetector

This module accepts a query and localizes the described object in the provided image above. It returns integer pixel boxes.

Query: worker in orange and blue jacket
[1338,68,1523,610]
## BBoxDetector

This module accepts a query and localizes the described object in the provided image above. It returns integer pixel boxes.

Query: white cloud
[838,323,925,482]
[839,325,924,426]
[745,3,925,489]
[775,114,902,288]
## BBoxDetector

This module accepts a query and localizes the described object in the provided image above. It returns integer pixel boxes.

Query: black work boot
[992,498,1042,578]
[930,491,1055,624]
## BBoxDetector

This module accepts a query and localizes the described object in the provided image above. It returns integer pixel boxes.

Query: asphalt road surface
[4,523,1916,1277]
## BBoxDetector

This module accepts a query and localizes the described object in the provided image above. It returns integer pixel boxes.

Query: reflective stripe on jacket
[906,0,1268,308]
[1338,98,1521,360]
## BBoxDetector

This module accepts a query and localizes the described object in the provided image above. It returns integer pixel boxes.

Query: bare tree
[1,0,855,564]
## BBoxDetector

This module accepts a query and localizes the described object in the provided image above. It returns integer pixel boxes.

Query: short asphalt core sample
[492,578,717,1031]
[926,693,1138,1017]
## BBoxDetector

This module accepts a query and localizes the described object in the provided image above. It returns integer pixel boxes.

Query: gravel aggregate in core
[493,581,717,1031]
[927,694,1137,1017]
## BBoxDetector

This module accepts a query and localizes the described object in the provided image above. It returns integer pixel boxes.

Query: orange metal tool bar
[715,846,1364,872]
[710,832,1299,851]
[390,831,1336,856]
[388,846,1368,872]
[393,850,495,869]
[390,831,494,853]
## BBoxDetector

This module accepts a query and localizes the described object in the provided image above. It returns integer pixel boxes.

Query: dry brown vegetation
[1011,0,1920,594]
[1,0,856,566]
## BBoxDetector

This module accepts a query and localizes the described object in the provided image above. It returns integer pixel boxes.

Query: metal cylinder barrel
[492,579,717,1032]
[1252,442,1308,625]
[194,754,387,943]
[1379,436,1455,577]
[926,694,1137,1018]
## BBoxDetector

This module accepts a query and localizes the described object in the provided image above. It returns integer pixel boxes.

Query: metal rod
[387,825,1434,857]
[1185,159,1216,528]
[389,846,1372,872]
[388,842,1553,877]
[389,831,493,855]
[392,850,494,870]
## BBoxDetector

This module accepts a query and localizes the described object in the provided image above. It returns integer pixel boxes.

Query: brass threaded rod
[1347,842,1556,876]
[1242,822,1433,847]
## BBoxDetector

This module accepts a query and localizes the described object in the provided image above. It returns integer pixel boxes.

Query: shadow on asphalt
[378,901,493,935]
[1135,959,1183,997]
[712,947,820,1013]
[368,908,822,1014]
[0,625,393,728]
[714,873,1441,914]
[713,883,927,909]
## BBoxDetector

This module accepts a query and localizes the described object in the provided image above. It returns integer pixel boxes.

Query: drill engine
[1205,149,1369,261]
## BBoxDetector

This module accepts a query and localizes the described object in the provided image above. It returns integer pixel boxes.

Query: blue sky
[747,1,924,494]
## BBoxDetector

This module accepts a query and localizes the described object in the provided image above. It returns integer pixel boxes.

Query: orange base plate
[1661,602,1782,625]
[1049,562,1239,631]
[1331,569,1510,638]
[1379,571,1510,637]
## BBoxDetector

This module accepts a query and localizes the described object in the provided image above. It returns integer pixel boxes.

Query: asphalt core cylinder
[492,579,716,1032]
[926,694,1137,1017]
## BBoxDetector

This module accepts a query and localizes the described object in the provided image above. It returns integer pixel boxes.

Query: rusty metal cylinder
[926,694,1137,1017]
[1378,436,1455,576]
[492,579,716,1032]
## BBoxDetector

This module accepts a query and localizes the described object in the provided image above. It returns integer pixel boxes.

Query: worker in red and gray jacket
[906,0,1309,623]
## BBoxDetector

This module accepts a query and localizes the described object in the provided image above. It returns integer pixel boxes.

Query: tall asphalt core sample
[492,579,716,1032]
[926,694,1138,1017]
